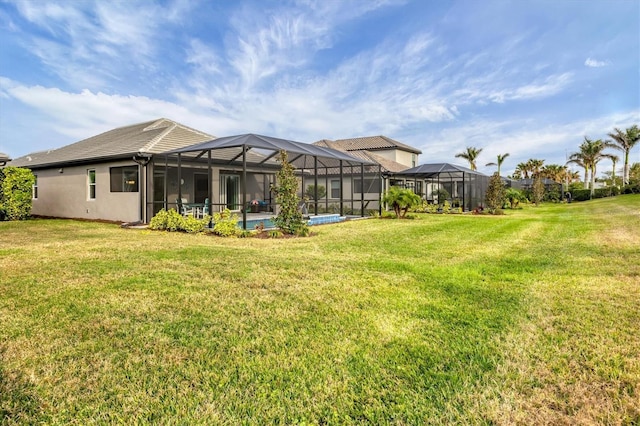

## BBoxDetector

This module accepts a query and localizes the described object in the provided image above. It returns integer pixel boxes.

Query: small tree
[504,187,525,209]
[271,150,309,236]
[532,175,545,206]
[382,186,421,218]
[0,166,36,221]
[485,172,506,214]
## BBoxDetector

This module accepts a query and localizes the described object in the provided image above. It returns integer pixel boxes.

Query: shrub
[544,186,562,202]
[571,189,591,202]
[0,167,36,221]
[382,186,421,218]
[213,209,240,237]
[441,200,451,214]
[149,209,170,230]
[183,214,210,234]
[505,188,525,209]
[149,209,211,234]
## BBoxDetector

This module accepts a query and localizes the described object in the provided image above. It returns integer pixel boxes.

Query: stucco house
[8,119,376,224]
[8,118,215,223]
[0,152,10,166]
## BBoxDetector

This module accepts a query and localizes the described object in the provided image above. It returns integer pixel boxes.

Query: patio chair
[177,198,193,216]
[202,198,210,217]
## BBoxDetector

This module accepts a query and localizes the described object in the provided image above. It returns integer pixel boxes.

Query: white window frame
[32,174,38,199]
[87,169,96,200]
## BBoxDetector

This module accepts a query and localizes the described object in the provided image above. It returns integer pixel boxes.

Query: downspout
[133,152,152,223]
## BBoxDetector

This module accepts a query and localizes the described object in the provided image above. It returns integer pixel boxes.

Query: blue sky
[0,0,638,176]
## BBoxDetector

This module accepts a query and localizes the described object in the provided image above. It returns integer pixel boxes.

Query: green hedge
[570,187,623,202]
[0,167,36,221]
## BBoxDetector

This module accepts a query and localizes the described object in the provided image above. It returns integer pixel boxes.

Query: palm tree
[568,137,616,197]
[541,164,567,183]
[455,146,483,171]
[514,162,531,179]
[527,159,545,178]
[485,153,510,176]
[607,125,640,187]
[566,154,589,190]
[609,154,620,187]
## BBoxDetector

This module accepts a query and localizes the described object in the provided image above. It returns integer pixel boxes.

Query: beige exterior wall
[32,160,140,222]
[370,149,417,168]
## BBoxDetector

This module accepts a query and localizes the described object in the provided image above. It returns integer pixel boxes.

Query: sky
[0,0,638,177]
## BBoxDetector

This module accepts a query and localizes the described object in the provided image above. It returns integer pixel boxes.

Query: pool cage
[390,163,490,211]
[153,134,382,229]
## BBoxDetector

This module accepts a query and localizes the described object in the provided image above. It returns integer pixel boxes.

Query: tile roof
[321,135,422,155]
[9,118,215,169]
[312,139,409,173]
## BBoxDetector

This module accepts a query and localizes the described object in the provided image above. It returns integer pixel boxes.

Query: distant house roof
[0,152,10,166]
[313,138,413,173]
[9,118,215,169]
[392,163,486,177]
[316,136,422,155]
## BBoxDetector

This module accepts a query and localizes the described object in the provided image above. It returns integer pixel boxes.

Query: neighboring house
[313,136,422,210]
[8,118,215,223]
[0,152,10,166]
[314,135,421,170]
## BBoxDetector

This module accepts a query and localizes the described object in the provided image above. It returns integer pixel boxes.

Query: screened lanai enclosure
[152,134,382,229]
[390,163,490,211]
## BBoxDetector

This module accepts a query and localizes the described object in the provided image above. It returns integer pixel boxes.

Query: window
[88,169,96,199]
[32,174,38,199]
[110,166,139,192]
[412,154,417,168]
[354,178,381,194]
[330,180,340,198]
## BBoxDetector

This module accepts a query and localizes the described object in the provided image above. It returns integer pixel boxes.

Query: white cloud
[413,109,640,177]
[584,57,610,67]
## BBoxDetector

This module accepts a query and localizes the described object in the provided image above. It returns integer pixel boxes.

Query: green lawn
[1,196,639,424]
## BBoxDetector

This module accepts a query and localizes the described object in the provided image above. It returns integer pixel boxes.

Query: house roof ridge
[141,119,178,152]
[141,119,216,153]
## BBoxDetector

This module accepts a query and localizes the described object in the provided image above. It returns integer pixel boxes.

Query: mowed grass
[1,196,639,424]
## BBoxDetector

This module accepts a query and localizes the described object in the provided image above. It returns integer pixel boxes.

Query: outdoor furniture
[177,198,194,217]
[194,199,209,218]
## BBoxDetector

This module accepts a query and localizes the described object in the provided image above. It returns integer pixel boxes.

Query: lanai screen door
[220,174,240,211]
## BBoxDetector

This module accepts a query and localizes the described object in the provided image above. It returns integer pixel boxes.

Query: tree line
[454,124,640,197]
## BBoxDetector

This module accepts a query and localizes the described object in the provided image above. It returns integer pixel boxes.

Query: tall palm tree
[485,153,510,176]
[568,137,616,196]
[607,124,640,186]
[455,146,483,171]
[566,154,589,190]
[610,154,620,187]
